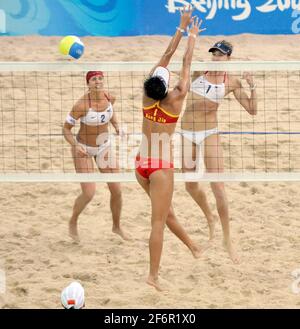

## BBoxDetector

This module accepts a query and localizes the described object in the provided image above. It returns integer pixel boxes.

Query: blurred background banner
[0,0,300,36]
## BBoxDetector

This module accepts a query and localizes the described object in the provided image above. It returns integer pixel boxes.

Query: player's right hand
[74,144,88,157]
[179,5,194,31]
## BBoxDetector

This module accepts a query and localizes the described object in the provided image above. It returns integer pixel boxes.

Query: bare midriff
[139,118,176,162]
[76,124,109,147]
[181,92,220,132]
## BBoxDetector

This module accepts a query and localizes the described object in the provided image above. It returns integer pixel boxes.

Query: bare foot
[69,218,80,243]
[191,246,203,259]
[112,227,130,241]
[223,239,240,264]
[207,215,218,241]
[146,276,163,292]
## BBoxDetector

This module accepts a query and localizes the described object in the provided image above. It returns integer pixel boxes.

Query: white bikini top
[80,93,113,126]
[190,72,227,104]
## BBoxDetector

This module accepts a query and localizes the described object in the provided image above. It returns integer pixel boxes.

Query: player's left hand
[243,72,255,88]
[116,127,126,138]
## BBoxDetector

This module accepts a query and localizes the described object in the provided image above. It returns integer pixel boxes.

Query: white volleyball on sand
[61,281,85,309]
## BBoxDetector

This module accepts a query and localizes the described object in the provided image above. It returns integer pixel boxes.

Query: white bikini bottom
[76,137,114,169]
[181,128,218,172]
[181,127,218,145]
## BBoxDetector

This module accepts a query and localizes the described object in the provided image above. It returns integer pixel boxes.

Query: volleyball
[59,35,84,59]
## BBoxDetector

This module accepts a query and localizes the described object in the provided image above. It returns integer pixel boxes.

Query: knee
[211,183,226,201]
[151,219,166,232]
[185,182,198,194]
[152,209,169,228]
[166,210,175,224]
[185,182,206,198]
[110,187,122,201]
[82,188,96,202]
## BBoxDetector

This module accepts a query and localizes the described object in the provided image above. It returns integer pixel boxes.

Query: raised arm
[175,17,206,96]
[233,73,257,115]
[151,6,194,73]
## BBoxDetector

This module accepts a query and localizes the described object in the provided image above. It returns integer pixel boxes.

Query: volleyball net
[0,61,300,182]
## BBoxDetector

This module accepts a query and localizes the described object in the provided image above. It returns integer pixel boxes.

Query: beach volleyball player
[181,40,257,263]
[135,7,206,291]
[63,71,128,242]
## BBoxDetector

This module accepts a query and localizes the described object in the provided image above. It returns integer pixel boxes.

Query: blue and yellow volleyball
[59,35,84,59]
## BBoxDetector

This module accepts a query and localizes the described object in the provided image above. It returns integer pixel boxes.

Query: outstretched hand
[179,5,195,31]
[189,16,206,36]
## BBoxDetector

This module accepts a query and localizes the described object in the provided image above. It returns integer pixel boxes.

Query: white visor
[61,281,85,309]
[152,66,170,87]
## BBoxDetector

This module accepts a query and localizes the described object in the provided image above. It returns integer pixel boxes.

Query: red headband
[86,71,104,84]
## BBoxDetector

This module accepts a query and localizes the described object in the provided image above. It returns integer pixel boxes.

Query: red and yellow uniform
[135,101,178,179]
[143,101,179,124]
